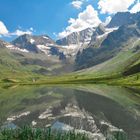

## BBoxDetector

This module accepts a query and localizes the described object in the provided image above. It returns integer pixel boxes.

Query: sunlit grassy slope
[0,47,64,83]
[0,48,35,81]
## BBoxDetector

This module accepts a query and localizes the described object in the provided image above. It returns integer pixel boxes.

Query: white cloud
[58,5,101,38]
[71,0,83,9]
[0,21,33,37]
[0,21,9,35]
[130,1,140,13]
[71,0,88,9]
[98,0,135,14]
[11,29,33,36]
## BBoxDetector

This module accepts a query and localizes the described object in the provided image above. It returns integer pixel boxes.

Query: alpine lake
[0,84,140,140]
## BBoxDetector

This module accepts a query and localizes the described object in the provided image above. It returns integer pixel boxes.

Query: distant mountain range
[75,12,140,70]
[0,11,140,78]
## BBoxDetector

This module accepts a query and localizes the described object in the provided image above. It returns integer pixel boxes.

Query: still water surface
[0,85,140,140]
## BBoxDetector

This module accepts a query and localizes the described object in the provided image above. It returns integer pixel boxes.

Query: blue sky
[0,0,139,41]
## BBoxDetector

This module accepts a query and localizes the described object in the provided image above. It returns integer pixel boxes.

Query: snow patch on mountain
[6,45,29,53]
[61,44,79,50]
[60,44,81,56]
[43,36,49,39]
[97,27,119,39]
[30,38,35,44]
[37,45,50,54]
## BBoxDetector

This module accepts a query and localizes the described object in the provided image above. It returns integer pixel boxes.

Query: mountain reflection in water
[0,85,140,140]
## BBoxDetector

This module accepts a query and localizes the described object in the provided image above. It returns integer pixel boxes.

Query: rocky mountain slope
[12,34,55,53]
[75,12,140,70]
[56,23,116,48]
[11,34,66,59]
[56,27,95,46]
[107,12,140,28]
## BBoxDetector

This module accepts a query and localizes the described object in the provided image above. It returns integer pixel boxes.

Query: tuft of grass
[0,126,89,140]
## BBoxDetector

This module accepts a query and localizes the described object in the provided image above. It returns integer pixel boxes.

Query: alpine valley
[0,11,140,86]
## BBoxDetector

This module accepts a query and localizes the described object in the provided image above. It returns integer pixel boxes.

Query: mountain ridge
[0,11,140,85]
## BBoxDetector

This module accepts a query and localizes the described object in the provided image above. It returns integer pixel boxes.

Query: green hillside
[0,47,43,82]
[32,41,140,86]
[0,46,73,84]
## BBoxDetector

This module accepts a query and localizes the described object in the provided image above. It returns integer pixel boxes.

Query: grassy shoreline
[0,72,140,87]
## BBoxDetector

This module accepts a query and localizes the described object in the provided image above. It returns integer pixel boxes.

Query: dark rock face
[107,12,140,28]
[95,24,106,35]
[75,47,115,70]
[50,47,66,60]
[102,24,140,49]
